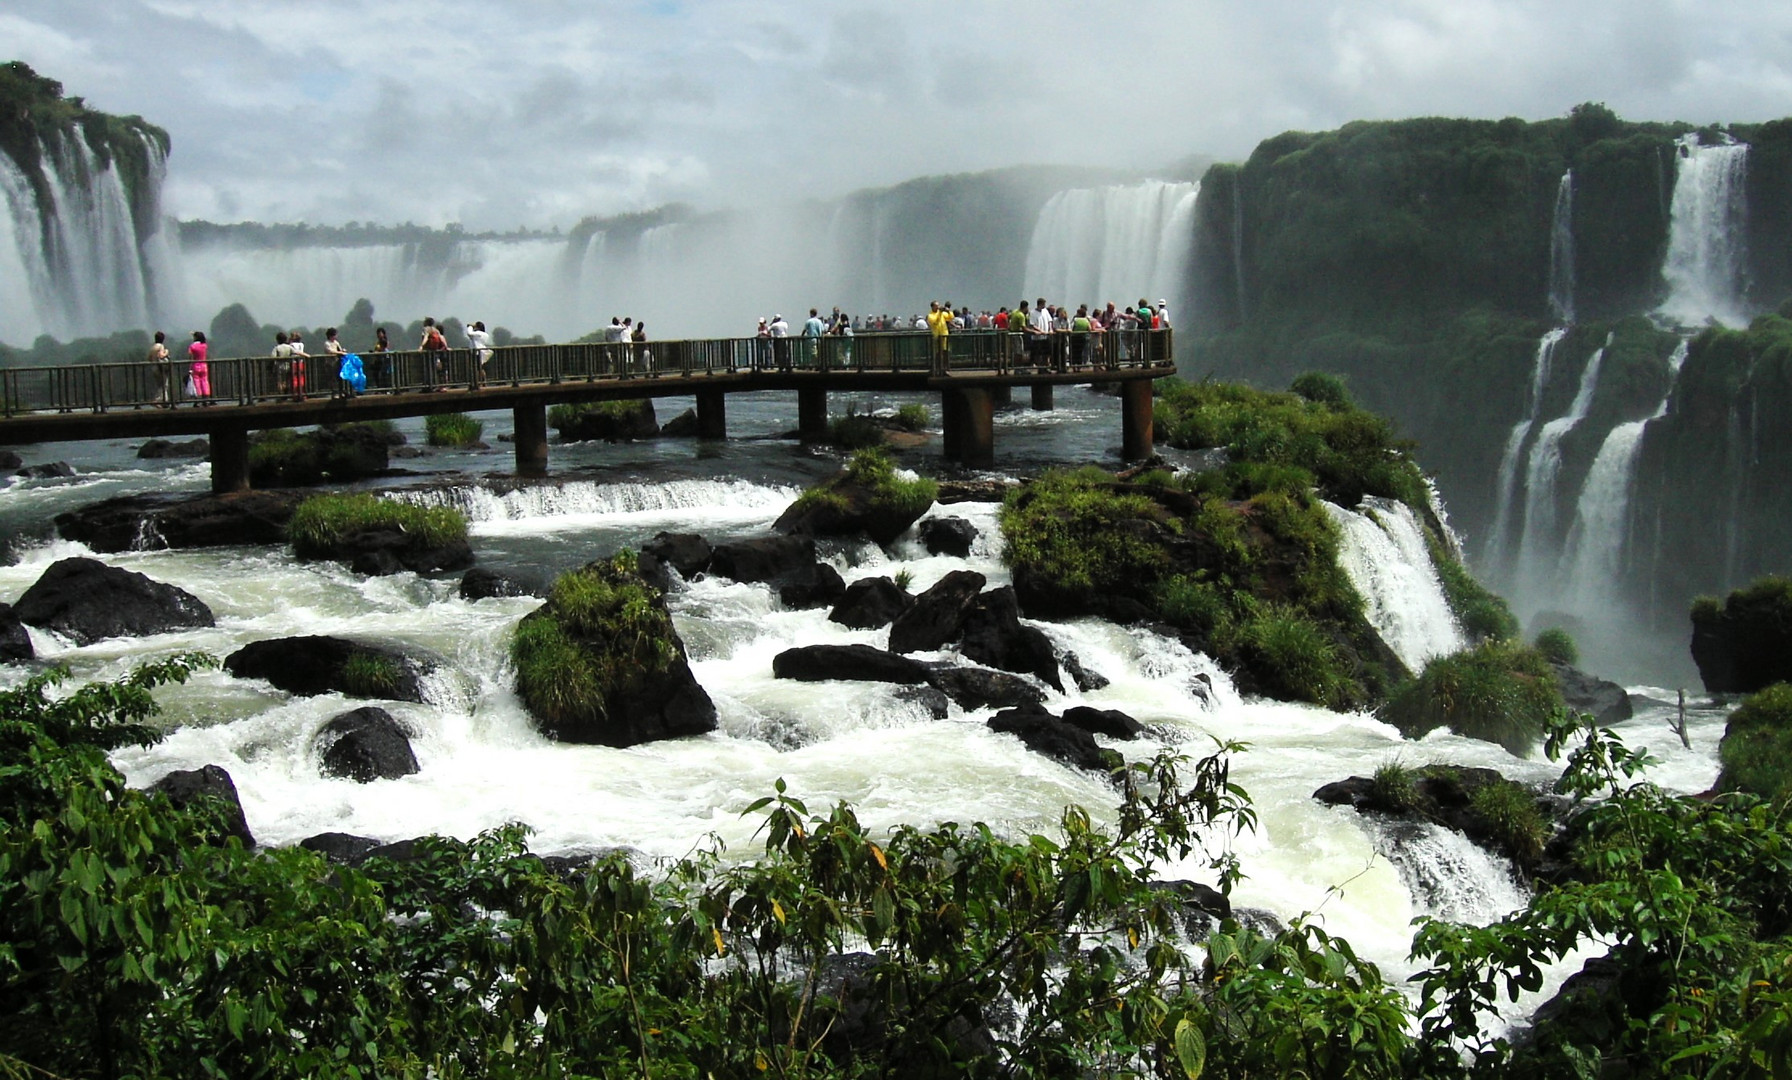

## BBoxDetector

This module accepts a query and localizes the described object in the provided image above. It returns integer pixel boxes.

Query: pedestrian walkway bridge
[0,329,1173,492]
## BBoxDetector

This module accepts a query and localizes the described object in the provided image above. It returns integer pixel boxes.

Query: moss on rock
[1717,683,1792,801]
[1379,640,1563,755]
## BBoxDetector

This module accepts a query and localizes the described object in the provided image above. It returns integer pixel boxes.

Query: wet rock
[828,576,912,630]
[336,529,475,577]
[458,567,547,600]
[888,570,986,654]
[778,562,847,609]
[709,535,816,585]
[895,684,952,719]
[919,516,978,557]
[300,832,383,864]
[150,764,255,848]
[1152,878,1233,936]
[1060,651,1110,692]
[925,666,1047,711]
[316,706,420,783]
[987,707,1122,774]
[774,466,934,547]
[16,461,75,479]
[250,425,390,486]
[642,531,713,578]
[12,557,214,645]
[1511,955,1628,1066]
[1063,705,1144,739]
[660,407,701,438]
[958,586,1063,690]
[773,644,932,685]
[137,437,210,459]
[56,490,309,551]
[0,449,19,471]
[1690,581,1792,694]
[1552,663,1633,726]
[224,636,433,703]
[552,399,659,442]
[0,603,32,663]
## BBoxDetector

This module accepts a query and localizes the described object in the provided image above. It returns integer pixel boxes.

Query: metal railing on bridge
[0,329,1172,417]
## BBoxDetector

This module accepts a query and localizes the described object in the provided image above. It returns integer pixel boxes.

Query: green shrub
[828,412,885,450]
[341,653,403,698]
[1428,532,1520,641]
[893,402,930,431]
[1534,627,1579,666]
[843,448,937,518]
[511,612,605,726]
[1155,573,1231,636]
[1469,779,1548,860]
[425,412,484,447]
[1380,640,1562,754]
[1717,683,1792,800]
[1001,469,1172,599]
[288,493,468,557]
[893,568,914,591]
[1241,604,1359,710]
[547,399,642,427]
[1371,761,1421,812]
[1291,370,1353,409]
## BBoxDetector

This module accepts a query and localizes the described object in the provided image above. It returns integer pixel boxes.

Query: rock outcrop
[888,570,986,654]
[709,536,816,585]
[772,644,933,685]
[224,636,433,703]
[919,516,978,557]
[828,576,913,630]
[987,705,1122,774]
[12,557,214,644]
[150,765,256,848]
[316,706,421,782]
[0,603,32,663]
[55,491,309,551]
[957,586,1063,690]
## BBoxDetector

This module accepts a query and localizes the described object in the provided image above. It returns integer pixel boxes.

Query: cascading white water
[395,478,802,527]
[1370,819,1530,925]
[0,130,171,344]
[1558,340,1689,611]
[1548,170,1576,323]
[1484,328,1567,572]
[1660,134,1751,328]
[1323,497,1465,672]
[1511,334,1609,604]
[1021,180,1199,308]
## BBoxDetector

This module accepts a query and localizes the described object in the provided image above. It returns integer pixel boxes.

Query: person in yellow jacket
[925,300,952,374]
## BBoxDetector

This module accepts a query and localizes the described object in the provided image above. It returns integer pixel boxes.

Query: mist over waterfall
[1660,134,1751,328]
[1022,180,1199,309]
[1323,497,1465,672]
[0,131,175,344]
[1547,170,1576,324]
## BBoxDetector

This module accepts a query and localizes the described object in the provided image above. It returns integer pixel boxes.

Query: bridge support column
[1030,383,1054,411]
[797,386,828,443]
[1120,379,1154,462]
[942,387,995,468]
[514,400,549,477]
[210,426,251,494]
[696,389,727,440]
[988,384,1012,407]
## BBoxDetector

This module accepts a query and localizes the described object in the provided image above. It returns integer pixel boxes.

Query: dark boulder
[1063,705,1144,739]
[250,425,390,486]
[828,576,912,630]
[224,636,432,703]
[0,449,19,471]
[1690,579,1792,694]
[0,603,31,663]
[925,666,1047,711]
[778,563,846,609]
[958,586,1063,690]
[17,462,75,479]
[936,479,1015,503]
[660,407,701,438]
[553,399,660,442]
[642,531,713,578]
[316,706,420,782]
[1060,651,1110,692]
[1152,878,1233,936]
[137,437,211,459]
[12,557,214,645]
[458,567,547,600]
[1552,663,1633,726]
[55,490,309,551]
[987,708,1122,773]
[773,644,932,685]
[709,535,816,585]
[150,764,255,848]
[300,831,383,864]
[774,467,934,548]
[338,530,474,577]
[919,516,978,557]
[895,684,952,719]
[888,570,986,654]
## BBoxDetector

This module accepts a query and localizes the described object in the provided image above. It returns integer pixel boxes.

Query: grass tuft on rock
[894,403,930,431]
[1533,626,1579,667]
[843,448,936,517]
[425,413,484,447]
[1380,640,1562,755]
[288,493,468,558]
[1717,683,1792,801]
[341,653,404,698]
[1469,779,1548,861]
[1428,531,1520,641]
[1371,761,1422,812]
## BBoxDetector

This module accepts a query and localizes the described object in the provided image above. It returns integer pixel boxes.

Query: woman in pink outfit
[187,331,213,405]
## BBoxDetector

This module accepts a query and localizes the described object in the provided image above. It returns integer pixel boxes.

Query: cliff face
[1185,108,1792,679]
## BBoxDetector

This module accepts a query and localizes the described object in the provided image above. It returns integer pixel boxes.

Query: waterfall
[393,478,802,525]
[1484,328,1567,572]
[1511,333,1610,605]
[1022,180,1200,308]
[0,130,171,344]
[1547,170,1576,324]
[1323,497,1465,672]
[1371,820,1529,925]
[1559,340,1688,610]
[1659,133,1750,328]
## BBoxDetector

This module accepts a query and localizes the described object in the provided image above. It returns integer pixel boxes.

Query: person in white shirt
[769,314,791,370]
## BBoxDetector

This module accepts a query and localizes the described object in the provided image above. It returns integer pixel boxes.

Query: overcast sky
[9,0,1792,229]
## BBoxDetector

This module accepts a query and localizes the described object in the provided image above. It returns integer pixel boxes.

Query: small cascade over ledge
[1485,327,1567,573]
[1323,497,1465,672]
[1511,333,1610,606]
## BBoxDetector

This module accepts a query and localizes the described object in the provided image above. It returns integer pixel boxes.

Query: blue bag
[340,353,367,394]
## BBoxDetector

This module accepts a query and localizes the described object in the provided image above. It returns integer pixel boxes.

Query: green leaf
[1174,1018,1206,1079]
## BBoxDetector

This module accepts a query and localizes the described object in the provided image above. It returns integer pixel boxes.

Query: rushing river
[0,387,1727,1005]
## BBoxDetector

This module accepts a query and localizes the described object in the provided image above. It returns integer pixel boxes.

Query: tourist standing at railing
[187,331,212,405]
[803,308,824,369]
[1156,300,1171,329]
[288,331,310,400]
[1029,298,1054,371]
[420,318,448,390]
[1070,305,1092,369]
[466,321,493,388]
[631,321,649,373]
[925,301,951,375]
[147,331,172,407]
[270,332,293,396]
[324,328,349,399]
[371,326,392,390]
[769,314,791,371]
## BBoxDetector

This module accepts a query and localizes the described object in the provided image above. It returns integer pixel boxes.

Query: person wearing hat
[1156,300,1170,329]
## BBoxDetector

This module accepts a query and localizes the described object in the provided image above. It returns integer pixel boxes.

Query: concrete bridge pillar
[988,384,1012,408]
[210,426,251,494]
[514,400,549,477]
[1030,383,1054,411]
[1121,379,1154,461]
[696,388,727,440]
[942,387,995,468]
[797,386,828,443]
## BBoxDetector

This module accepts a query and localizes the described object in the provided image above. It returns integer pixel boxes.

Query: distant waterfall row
[0,130,176,345]
[1020,180,1200,310]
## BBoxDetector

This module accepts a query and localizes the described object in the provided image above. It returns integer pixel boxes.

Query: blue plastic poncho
[339,353,367,394]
